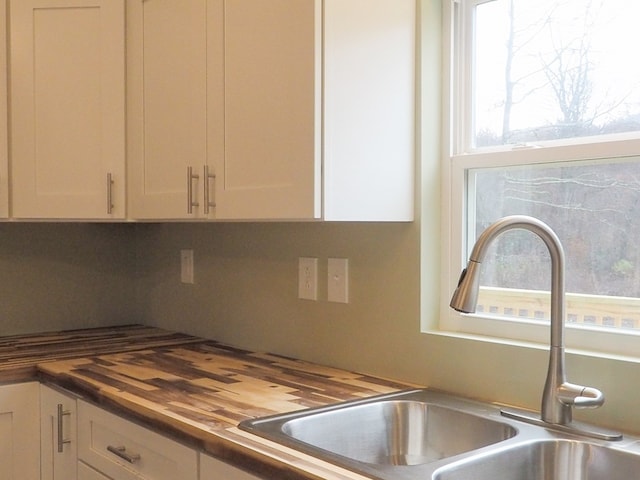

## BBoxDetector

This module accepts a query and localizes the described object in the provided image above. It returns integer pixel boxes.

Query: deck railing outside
[476,286,640,329]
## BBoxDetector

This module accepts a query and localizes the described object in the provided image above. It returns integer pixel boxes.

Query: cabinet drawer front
[77,401,197,480]
[78,462,111,480]
[200,453,263,480]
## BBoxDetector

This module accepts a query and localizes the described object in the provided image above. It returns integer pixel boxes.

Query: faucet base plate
[501,407,623,441]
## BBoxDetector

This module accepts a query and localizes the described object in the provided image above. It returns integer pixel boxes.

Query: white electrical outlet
[328,258,349,303]
[298,257,318,300]
[180,249,194,284]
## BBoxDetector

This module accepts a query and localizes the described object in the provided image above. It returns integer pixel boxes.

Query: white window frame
[439,0,640,358]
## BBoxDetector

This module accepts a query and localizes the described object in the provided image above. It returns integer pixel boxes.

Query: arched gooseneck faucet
[450,215,621,440]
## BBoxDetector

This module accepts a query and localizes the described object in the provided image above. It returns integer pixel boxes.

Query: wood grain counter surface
[22,326,418,480]
[0,324,203,383]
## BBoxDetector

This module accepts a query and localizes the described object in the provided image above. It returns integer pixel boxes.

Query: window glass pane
[471,157,640,329]
[474,0,640,148]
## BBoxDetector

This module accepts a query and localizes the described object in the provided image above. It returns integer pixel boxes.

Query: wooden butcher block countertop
[0,324,203,383]
[33,326,416,480]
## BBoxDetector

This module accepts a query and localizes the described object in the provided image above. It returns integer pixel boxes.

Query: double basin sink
[239,389,640,480]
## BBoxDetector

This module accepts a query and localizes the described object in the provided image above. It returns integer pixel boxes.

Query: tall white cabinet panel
[127,0,223,220]
[9,0,125,219]
[0,382,40,480]
[323,0,415,221]
[219,0,321,219]
[41,385,78,480]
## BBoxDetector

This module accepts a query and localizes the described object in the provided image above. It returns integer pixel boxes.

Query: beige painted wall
[135,221,428,382]
[0,223,137,335]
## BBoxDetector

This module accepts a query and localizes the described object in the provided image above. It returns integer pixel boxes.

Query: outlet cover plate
[298,257,318,300]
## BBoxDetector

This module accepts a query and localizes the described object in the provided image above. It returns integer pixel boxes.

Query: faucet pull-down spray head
[450,260,482,313]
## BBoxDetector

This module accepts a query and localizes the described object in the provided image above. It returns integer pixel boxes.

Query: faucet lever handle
[574,386,605,408]
[558,383,604,408]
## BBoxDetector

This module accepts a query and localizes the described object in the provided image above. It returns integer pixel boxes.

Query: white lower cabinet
[0,382,40,480]
[78,462,111,480]
[199,453,263,480]
[77,400,198,480]
[40,388,265,480]
[0,380,270,480]
[41,385,78,480]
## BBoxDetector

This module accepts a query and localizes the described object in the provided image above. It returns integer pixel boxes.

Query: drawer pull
[107,445,141,464]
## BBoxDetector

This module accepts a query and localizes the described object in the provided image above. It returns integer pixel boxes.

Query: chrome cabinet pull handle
[203,165,216,215]
[56,404,71,453]
[187,166,199,214]
[107,173,114,214]
[107,445,141,464]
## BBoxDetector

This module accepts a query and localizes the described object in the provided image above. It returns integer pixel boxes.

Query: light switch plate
[328,258,349,303]
[298,257,318,300]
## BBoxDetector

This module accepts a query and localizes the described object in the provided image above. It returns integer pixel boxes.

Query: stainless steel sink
[434,439,640,480]
[280,399,515,465]
[240,389,518,479]
[240,389,640,480]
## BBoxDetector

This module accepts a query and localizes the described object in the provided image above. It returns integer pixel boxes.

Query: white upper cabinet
[9,0,125,220]
[222,0,415,221]
[4,0,414,222]
[127,0,223,220]
[129,0,415,221]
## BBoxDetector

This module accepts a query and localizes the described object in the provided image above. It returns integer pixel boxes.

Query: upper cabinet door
[127,0,223,220]
[218,0,321,220]
[10,0,125,219]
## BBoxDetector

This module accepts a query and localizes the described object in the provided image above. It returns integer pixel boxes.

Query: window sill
[422,327,640,365]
